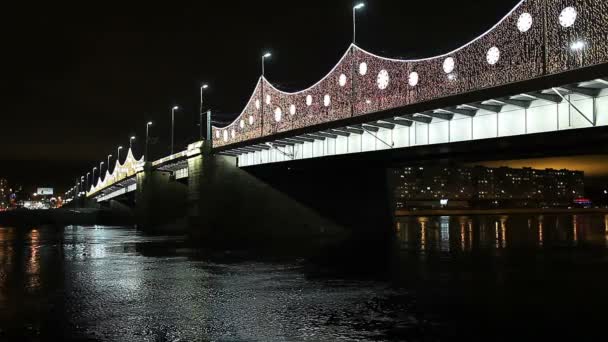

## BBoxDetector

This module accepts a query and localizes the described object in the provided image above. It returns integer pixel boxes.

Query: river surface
[1,214,608,341]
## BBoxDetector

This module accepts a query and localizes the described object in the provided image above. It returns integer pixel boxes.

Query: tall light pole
[200,84,209,141]
[87,172,91,192]
[353,3,365,44]
[92,167,97,184]
[107,155,113,174]
[262,52,271,77]
[100,162,105,181]
[171,106,179,155]
[146,122,153,162]
[130,136,136,150]
[117,146,123,165]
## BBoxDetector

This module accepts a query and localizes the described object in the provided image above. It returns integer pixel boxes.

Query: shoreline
[395,207,608,217]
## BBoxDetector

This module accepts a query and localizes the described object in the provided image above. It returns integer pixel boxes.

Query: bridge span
[74,0,608,242]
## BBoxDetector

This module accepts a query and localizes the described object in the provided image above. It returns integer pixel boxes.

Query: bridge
[73,0,608,242]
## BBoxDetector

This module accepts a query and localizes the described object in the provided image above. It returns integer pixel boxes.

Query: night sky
[1,0,529,192]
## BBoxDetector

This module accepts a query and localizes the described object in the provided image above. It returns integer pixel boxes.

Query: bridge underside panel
[233,85,608,167]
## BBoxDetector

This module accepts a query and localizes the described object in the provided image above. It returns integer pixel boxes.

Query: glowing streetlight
[200,84,209,140]
[262,52,272,76]
[146,121,153,162]
[130,136,136,150]
[171,106,180,154]
[353,3,365,44]
[117,146,123,164]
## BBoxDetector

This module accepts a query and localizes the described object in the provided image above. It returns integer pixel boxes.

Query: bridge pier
[186,147,348,249]
[135,162,189,231]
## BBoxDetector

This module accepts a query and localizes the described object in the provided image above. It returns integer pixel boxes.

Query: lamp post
[92,167,97,184]
[100,162,105,180]
[353,3,365,44]
[87,172,91,192]
[200,84,209,141]
[171,106,179,155]
[146,122,153,162]
[262,52,271,77]
[117,146,123,164]
[261,52,271,133]
[130,136,136,150]
[107,154,113,174]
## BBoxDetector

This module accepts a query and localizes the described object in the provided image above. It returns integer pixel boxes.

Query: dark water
[1,214,608,341]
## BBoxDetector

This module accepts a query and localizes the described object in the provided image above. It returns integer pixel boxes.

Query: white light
[306,95,313,106]
[408,72,419,87]
[216,130,220,138]
[223,130,228,142]
[339,74,347,87]
[240,120,244,129]
[354,3,365,10]
[486,46,500,65]
[131,136,136,140]
[172,106,179,110]
[255,99,260,109]
[443,57,455,74]
[263,53,272,58]
[365,100,372,104]
[359,62,368,75]
[266,94,271,105]
[559,7,577,28]
[231,129,236,138]
[324,94,331,107]
[377,69,390,90]
[202,84,209,89]
[571,40,585,51]
[274,107,282,122]
[290,104,296,115]
[147,122,153,126]
[249,115,254,125]
[517,13,533,32]
[448,74,456,81]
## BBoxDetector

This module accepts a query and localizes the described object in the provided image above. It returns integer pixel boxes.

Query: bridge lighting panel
[324,95,331,107]
[240,120,245,129]
[559,7,577,28]
[377,70,390,89]
[517,12,533,32]
[443,57,455,74]
[408,72,419,87]
[266,95,272,105]
[359,62,368,75]
[255,99,260,109]
[487,46,501,65]
[216,130,221,139]
[339,74,347,87]
[571,41,585,51]
[231,129,236,139]
[223,130,228,142]
[249,115,254,125]
[290,104,296,115]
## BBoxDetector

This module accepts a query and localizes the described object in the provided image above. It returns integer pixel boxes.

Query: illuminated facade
[0,178,7,209]
[393,166,585,209]
[213,0,608,148]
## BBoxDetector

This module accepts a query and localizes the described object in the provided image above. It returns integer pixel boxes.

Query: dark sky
[0,0,521,192]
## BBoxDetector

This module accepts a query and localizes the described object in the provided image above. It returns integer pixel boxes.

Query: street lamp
[130,136,136,150]
[200,84,209,141]
[100,161,105,179]
[107,154,113,173]
[171,106,180,155]
[117,146,123,164]
[146,121,153,162]
[353,3,365,44]
[262,52,272,77]
[92,167,97,184]
[87,172,91,191]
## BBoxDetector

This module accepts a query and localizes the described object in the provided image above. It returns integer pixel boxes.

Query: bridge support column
[135,162,188,231]
[187,148,347,249]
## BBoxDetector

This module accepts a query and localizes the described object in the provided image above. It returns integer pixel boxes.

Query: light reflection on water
[1,214,608,340]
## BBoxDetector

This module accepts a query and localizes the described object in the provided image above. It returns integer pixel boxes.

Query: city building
[0,178,7,210]
[393,165,585,209]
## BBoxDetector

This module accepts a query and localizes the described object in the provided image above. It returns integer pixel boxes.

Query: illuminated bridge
[80,0,608,238]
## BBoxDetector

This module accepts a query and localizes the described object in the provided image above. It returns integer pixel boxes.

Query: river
[1,214,608,340]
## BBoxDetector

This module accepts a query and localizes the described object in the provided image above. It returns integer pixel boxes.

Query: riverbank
[395,207,608,217]
[0,208,134,227]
